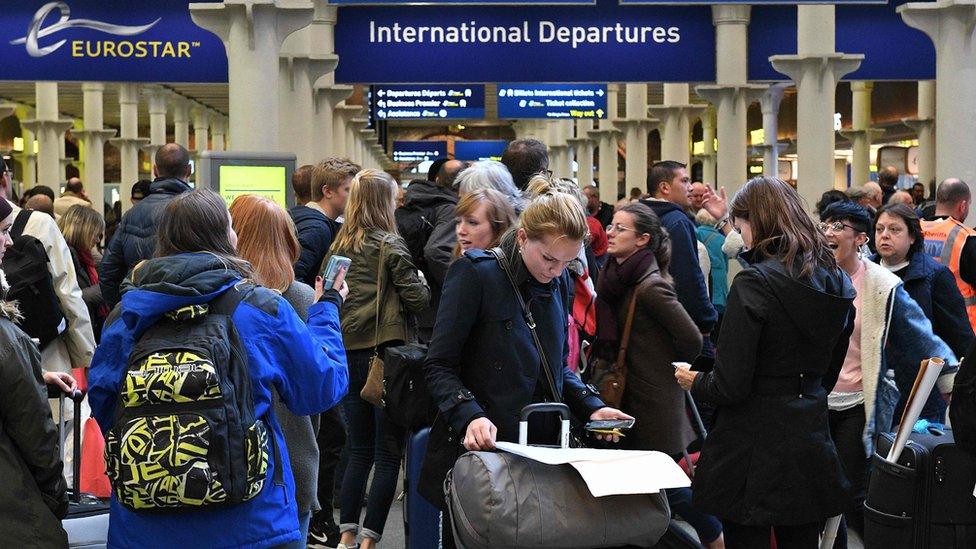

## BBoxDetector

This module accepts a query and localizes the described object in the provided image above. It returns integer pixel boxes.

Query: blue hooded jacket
[88,254,348,549]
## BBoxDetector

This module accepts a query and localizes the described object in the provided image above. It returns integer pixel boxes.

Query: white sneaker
[336,544,358,549]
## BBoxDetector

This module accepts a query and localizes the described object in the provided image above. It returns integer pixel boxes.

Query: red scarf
[77,247,109,318]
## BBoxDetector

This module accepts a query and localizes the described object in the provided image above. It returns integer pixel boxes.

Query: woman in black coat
[675,177,855,549]
[420,190,631,546]
[0,201,70,548]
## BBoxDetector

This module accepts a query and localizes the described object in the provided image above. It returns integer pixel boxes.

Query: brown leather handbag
[588,291,638,409]
[361,242,387,407]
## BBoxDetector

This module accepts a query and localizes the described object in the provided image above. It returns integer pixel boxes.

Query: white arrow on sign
[378,100,386,108]
[596,109,605,118]
[596,89,605,97]
[377,89,386,97]
[378,110,387,118]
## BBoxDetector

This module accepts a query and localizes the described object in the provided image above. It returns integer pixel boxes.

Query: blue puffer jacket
[88,253,348,549]
[99,177,192,306]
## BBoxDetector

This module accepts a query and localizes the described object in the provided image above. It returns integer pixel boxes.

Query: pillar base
[22,119,74,135]
[768,54,864,88]
[317,84,354,105]
[75,129,118,144]
[839,128,886,143]
[612,118,660,132]
[109,137,151,149]
[695,84,767,115]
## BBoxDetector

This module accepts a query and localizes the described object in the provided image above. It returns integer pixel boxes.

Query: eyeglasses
[818,221,860,234]
[606,223,640,235]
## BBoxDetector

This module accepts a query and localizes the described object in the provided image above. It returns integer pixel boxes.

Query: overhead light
[12,137,23,152]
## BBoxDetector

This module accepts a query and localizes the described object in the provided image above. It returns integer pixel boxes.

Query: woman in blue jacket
[88,190,349,549]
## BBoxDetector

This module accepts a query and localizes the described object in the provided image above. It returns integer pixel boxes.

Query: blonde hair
[454,188,517,256]
[331,169,400,254]
[520,190,589,243]
[58,204,104,250]
[229,194,300,292]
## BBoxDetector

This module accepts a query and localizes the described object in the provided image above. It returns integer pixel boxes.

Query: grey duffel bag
[445,404,671,549]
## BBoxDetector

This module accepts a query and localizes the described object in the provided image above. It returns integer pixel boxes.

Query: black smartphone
[585,419,635,431]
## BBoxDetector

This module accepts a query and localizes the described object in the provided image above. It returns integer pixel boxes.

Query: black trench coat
[690,255,856,526]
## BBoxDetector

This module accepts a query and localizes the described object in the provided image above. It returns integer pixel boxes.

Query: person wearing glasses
[818,201,958,547]
[673,177,855,548]
[871,203,968,422]
[598,203,724,549]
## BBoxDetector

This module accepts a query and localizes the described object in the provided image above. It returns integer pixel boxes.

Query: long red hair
[229,195,300,292]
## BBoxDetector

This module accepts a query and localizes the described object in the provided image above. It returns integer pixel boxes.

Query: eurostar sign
[0,1,227,82]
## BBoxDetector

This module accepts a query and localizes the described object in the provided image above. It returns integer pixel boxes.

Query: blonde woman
[326,169,430,549]
[453,188,516,257]
[419,191,632,548]
[58,204,107,341]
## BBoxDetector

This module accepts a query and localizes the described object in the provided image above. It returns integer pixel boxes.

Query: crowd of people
[0,138,972,549]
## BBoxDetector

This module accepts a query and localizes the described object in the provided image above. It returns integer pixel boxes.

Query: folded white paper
[495,441,691,497]
[887,357,945,463]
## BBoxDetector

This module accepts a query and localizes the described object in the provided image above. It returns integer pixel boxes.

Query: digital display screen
[217,165,289,207]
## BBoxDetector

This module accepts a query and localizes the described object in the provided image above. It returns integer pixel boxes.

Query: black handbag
[382,342,434,430]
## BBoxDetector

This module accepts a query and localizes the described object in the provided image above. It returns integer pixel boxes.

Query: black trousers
[316,406,346,522]
[828,404,868,546]
[723,521,821,549]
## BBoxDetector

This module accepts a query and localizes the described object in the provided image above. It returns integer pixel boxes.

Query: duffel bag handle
[518,403,571,449]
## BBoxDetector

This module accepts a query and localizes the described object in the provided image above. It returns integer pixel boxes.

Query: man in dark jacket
[396,160,463,340]
[291,158,359,286]
[99,143,192,306]
[501,138,549,190]
[642,161,718,350]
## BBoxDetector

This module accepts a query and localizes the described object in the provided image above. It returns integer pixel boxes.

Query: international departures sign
[0,1,933,84]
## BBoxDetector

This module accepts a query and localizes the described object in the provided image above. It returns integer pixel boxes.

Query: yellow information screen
[218,165,288,207]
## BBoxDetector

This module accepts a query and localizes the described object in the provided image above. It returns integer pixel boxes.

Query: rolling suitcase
[865,429,976,548]
[404,427,442,549]
[446,403,672,549]
[49,385,111,548]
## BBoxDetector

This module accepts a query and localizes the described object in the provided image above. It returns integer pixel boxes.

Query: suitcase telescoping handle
[47,385,85,503]
[518,403,571,449]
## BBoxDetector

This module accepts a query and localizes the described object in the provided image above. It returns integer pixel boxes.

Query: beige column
[74,83,117,212]
[649,83,704,165]
[758,83,790,178]
[770,5,863,211]
[588,84,621,202]
[172,97,191,148]
[548,120,574,179]
[211,114,227,151]
[899,1,976,223]
[141,86,168,162]
[109,83,150,211]
[317,81,354,158]
[697,107,717,187]
[840,82,884,186]
[192,107,210,156]
[15,105,37,189]
[22,82,72,188]
[902,81,936,186]
[615,84,658,193]
[191,0,314,152]
[569,119,596,187]
[697,6,766,196]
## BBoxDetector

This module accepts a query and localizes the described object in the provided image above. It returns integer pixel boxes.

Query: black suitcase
[48,385,111,548]
[865,429,976,548]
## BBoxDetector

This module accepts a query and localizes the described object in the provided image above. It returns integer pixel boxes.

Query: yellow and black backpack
[105,285,277,512]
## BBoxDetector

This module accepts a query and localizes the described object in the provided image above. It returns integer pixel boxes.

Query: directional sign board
[372,85,485,120]
[455,140,509,161]
[393,141,449,163]
[497,84,607,119]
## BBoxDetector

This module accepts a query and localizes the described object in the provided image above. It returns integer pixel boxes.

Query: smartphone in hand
[585,419,635,432]
[323,256,351,290]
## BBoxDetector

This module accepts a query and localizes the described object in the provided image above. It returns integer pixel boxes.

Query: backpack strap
[208,282,255,316]
[11,209,32,240]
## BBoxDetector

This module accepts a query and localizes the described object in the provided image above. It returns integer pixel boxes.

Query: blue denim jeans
[339,348,406,542]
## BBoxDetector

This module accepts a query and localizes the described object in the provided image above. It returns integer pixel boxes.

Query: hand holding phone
[585,419,635,432]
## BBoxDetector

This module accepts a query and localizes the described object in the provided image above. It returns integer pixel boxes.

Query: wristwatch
[716,216,730,231]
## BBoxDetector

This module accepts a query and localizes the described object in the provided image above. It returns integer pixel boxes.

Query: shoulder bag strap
[615,290,640,369]
[11,209,31,240]
[489,247,561,404]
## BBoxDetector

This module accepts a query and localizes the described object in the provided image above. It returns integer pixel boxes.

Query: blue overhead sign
[0,0,227,82]
[497,84,607,119]
[748,0,934,81]
[455,140,508,161]
[620,0,883,4]
[373,85,485,120]
[334,0,715,83]
[333,0,594,4]
[393,141,448,163]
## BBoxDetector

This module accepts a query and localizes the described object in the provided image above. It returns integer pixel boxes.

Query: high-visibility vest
[921,216,976,330]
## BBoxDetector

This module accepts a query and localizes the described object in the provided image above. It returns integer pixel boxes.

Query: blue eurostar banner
[455,140,508,161]
[497,84,608,119]
[334,0,716,83]
[373,85,486,120]
[0,0,227,82]
[393,140,449,163]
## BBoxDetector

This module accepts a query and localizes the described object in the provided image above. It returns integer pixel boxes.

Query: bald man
[878,166,899,205]
[887,190,915,206]
[922,178,976,331]
[25,193,56,218]
[859,182,884,211]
